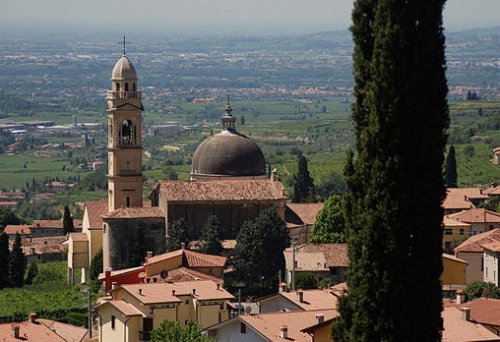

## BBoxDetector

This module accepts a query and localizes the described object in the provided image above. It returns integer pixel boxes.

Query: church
[67,53,319,283]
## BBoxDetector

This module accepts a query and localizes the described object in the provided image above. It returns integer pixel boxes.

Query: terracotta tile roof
[163,267,224,284]
[455,229,500,253]
[442,306,500,342]
[37,319,89,342]
[458,298,500,327]
[284,243,348,271]
[4,225,32,235]
[330,282,347,295]
[239,309,339,342]
[15,236,68,256]
[98,266,144,281]
[102,206,164,219]
[95,300,144,317]
[443,189,477,211]
[443,217,471,227]
[118,280,234,304]
[145,248,227,268]
[157,179,288,202]
[85,200,108,230]
[31,219,82,229]
[285,203,324,227]
[69,233,88,242]
[279,289,339,311]
[443,253,468,264]
[483,186,500,196]
[0,321,66,341]
[446,208,500,224]
[481,241,500,253]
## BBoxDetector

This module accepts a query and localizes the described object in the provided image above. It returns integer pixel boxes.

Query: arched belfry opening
[125,83,129,91]
[119,119,136,146]
[116,83,120,92]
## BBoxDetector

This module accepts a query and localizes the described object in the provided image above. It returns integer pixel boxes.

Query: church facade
[68,53,290,282]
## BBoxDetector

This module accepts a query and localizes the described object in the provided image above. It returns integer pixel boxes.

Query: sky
[0,0,499,34]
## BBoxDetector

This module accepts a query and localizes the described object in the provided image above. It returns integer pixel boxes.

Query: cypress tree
[0,232,10,289]
[166,218,189,252]
[62,205,75,235]
[129,223,146,267]
[445,145,458,188]
[9,233,26,287]
[25,262,38,285]
[90,249,103,281]
[200,215,223,255]
[333,0,449,341]
[292,155,316,203]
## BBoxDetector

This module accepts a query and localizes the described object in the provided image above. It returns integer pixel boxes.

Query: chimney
[145,251,153,263]
[28,312,37,323]
[181,242,186,250]
[138,288,143,295]
[296,290,304,303]
[315,313,325,324]
[217,283,220,290]
[271,168,278,181]
[280,325,288,339]
[172,290,176,296]
[111,282,118,290]
[461,307,471,321]
[11,324,20,338]
[192,288,196,295]
[456,289,466,304]
[279,283,286,293]
[104,270,112,292]
[153,277,158,283]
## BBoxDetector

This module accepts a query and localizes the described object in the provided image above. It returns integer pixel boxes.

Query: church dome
[191,100,266,178]
[112,56,137,80]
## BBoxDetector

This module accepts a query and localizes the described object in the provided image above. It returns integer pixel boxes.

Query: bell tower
[106,50,143,211]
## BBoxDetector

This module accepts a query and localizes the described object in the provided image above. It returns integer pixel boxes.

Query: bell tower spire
[106,51,143,211]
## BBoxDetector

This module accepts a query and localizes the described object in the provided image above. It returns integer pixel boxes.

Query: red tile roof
[0,321,66,341]
[442,306,500,342]
[285,203,324,227]
[157,179,288,202]
[447,208,500,224]
[481,241,500,253]
[443,189,477,211]
[279,289,340,311]
[94,300,144,317]
[145,248,227,268]
[37,319,89,342]
[101,206,164,219]
[85,200,108,230]
[455,229,500,253]
[4,225,32,235]
[483,186,500,196]
[31,219,82,229]
[459,298,500,327]
[284,243,348,271]
[442,253,468,264]
[443,217,471,227]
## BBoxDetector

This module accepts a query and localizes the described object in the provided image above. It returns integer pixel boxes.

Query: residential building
[205,309,339,342]
[285,203,324,244]
[443,188,488,214]
[455,229,500,284]
[442,306,500,342]
[443,217,472,252]
[458,298,500,335]
[446,208,500,235]
[284,244,348,287]
[94,280,234,342]
[482,241,500,286]
[441,254,468,286]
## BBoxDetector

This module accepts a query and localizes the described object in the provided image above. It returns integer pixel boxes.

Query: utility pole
[237,289,241,316]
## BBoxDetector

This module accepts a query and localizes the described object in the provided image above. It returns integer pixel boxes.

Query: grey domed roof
[112,56,137,80]
[191,130,266,178]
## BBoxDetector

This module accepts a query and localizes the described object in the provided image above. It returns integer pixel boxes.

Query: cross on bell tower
[106,48,143,211]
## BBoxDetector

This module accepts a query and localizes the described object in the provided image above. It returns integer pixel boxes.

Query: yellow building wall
[443,225,469,251]
[89,229,103,262]
[152,307,177,329]
[198,303,225,327]
[312,324,334,342]
[441,258,467,285]
[145,254,183,276]
[177,296,195,326]
[98,305,130,342]
[68,239,89,268]
[126,316,141,342]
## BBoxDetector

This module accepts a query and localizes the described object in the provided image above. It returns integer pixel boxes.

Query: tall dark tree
[62,205,75,235]
[129,223,146,267]
[0,208,20,231]
[199,215,223,255]
[234,207,289,295]
[292,155,316,203]
[9,233,26,287]
[25,262,38,285]
[166,218,189,252]
[445,145,458,188]
[0,232,10,289]
[90,249,103,281]
[333,0,449,341]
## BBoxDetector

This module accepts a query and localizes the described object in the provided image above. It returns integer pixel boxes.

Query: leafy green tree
[445,145,458,188]
[25,262,38,285]
[166,218,189,252]
[200,215,223,255]
[316,171,348,200]
[151,320,214,342]
[62,205,75,235]
[292,155,316,203]
[311,195,346,243]
[333,0,449,341]
[90,249,103,281]
[0,208,21,231]
[0,232,10,289]
[234,207,289,295]
[295,272,316,290]
[9,233,26,287]
[465,281,500,300]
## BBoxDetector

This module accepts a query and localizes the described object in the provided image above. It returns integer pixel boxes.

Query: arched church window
[133,83,136,91]
[116,83,120,92]
[125,83,129,91]
[119,119,135,146]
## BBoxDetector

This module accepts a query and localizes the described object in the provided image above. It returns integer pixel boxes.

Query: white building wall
[212,320,267,342]
[483,250,499,286]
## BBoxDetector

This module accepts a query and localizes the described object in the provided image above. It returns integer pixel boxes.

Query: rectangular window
[111,316,115,330]
[460,229,464,235]
[445,229,453,235]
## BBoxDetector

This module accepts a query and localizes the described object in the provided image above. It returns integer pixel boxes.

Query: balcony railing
[107,91,142,100]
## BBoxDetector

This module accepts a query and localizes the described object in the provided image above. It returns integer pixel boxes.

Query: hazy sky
[0,0,498,34]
